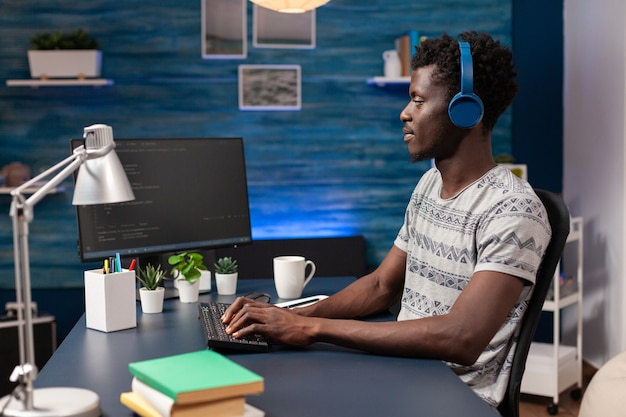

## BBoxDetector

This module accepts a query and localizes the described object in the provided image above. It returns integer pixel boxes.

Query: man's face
[400,65,465,163]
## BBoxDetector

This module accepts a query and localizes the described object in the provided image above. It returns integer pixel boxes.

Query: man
[223,31,551,407]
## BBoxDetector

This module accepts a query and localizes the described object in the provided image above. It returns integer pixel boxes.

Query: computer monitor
[71,137,252,266]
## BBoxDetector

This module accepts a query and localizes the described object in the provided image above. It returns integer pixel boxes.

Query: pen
[282,298,320,309]
[129,259,137,271]
[115,252,122,273]
[108,256,115,273]
[103,259,109,274]
[277,295,327,309]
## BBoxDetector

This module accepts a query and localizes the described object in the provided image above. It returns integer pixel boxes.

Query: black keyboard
[198,302,270,352]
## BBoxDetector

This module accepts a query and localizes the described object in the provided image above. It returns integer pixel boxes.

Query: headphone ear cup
[448,92,484,129]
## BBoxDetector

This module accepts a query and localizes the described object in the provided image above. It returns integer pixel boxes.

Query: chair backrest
[497,189,571,417]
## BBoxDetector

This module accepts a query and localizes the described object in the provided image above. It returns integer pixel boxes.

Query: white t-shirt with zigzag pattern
[394,165,551,407]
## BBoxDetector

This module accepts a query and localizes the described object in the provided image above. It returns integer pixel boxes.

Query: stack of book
[120,350,264,417]
[394,30,424,76]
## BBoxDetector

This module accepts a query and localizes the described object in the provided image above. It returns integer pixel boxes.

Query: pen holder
[84,269,137,332]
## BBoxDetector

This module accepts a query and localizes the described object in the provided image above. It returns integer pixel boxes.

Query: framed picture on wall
[238,65,302,111]
[253,6,315,49]
[202,0,247,59]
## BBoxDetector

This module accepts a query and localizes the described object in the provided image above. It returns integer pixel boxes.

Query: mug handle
[302,260,316,288]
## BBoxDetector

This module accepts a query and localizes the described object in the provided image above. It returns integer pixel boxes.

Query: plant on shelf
[137,263,165,291]
[494,154,527,180]
[168,252,207,283]
[27,29,103,79]
[30,29,100,50]
[493,154,516,164]
[214,256,238,275]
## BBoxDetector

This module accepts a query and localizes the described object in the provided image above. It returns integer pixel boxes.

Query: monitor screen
[72,137,252,263]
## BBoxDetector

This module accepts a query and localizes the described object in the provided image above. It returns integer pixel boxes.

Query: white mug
[273,256,316,299]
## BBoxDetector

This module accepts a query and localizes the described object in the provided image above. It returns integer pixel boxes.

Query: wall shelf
[366,76,410,86]
[6,79,114,87]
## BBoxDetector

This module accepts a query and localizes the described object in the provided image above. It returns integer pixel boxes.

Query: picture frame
[202,0,247,59]
[238,65,302,111]
[253,6,316,49]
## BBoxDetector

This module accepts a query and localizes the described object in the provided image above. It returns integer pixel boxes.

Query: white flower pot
[215,272,238,295]
[176,279,200,303]
[28,50,102,79]
[139,287,165,314]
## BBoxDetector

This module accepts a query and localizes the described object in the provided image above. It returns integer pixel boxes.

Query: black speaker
[448,41,484,129]
[0,315,57,397]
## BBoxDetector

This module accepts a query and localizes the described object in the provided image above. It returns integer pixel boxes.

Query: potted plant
[494,154,527,180]
[137,263,165,314]
[168,252,208,303]
[214,257,238,296]
[28,29,102,79]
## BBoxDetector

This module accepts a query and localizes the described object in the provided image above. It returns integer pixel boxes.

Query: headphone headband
[458,42,474,96]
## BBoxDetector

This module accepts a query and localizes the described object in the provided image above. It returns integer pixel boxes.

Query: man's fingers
[222,296,250,323]
[226,304,272,336]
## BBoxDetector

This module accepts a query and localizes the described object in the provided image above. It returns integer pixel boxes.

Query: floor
[519,361,597,417]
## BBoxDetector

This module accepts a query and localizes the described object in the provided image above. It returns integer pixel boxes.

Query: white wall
[563,0,626,368]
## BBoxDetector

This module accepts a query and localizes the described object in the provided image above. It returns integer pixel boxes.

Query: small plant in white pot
[28,29,102,79]
[214,257,238,296]
[137,263,165,314]
[168,252,207,303]
[494,154,527,180]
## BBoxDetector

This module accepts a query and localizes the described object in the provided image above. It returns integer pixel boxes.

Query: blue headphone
[448,41,484,129]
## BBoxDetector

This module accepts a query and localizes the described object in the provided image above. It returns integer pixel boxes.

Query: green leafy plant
[168,252,207,283]
[137,263,165,291]
[493,154,515,164]
[30,29,100,50]
[494,154,525,178]
[214,257,238,274]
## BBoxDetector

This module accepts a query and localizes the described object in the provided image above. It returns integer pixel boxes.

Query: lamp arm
[11,149,87,221]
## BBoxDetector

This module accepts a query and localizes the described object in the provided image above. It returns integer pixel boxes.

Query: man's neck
[435,134,496,199]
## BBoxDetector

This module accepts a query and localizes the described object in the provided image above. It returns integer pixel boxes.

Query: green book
[128,350,264,405]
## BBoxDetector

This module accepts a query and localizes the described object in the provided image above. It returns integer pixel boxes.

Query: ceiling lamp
[250,0,331,13]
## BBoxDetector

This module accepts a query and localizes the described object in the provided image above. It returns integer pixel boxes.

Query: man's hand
[222,297,319,346]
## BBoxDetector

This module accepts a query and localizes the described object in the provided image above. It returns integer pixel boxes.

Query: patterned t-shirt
[394,165,552,407]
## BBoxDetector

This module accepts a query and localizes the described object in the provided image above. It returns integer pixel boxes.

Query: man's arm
[223,247,525,364]
[226,270,524,364]
[311,269,525,364]
[294,245,407,319]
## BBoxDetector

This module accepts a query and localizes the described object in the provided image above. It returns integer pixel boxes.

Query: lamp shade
[250,0,331,13]
[72,124,135,205]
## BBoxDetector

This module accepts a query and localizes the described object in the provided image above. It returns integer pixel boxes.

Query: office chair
[497,189,571,417]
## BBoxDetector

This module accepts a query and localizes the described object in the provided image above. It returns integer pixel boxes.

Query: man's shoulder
[468,167,549,228]
[477,165,533,195]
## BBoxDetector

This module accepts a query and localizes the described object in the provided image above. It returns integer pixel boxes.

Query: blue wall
[512,0,563,192]
[0,0,518,289]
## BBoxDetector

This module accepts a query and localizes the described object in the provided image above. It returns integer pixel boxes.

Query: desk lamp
[250,0,331,13]
[0,124,135,417]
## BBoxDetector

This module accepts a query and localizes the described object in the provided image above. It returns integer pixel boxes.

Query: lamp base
[0,387,100,417]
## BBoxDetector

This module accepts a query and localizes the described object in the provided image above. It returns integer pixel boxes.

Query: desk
[35,278,499,417]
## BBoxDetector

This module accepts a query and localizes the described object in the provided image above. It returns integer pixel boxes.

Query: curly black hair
[411,31,518,132]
